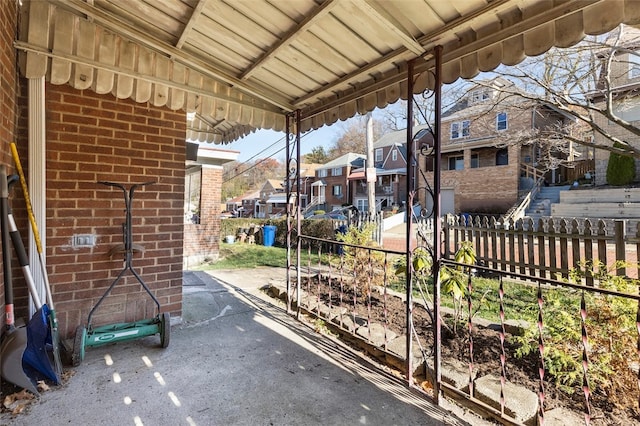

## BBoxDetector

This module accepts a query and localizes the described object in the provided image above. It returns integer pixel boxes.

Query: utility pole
[366,113,376,216]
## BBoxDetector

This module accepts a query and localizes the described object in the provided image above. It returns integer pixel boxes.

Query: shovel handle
[10,143,43,253]
[10,143,55,309]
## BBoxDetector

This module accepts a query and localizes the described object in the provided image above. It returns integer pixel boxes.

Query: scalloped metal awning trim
[16,0,640,144]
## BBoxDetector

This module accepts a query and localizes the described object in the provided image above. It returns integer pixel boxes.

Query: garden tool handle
[10,142,54,308]
[10,143,43,253]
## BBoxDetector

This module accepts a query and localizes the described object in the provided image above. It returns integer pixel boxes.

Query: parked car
[308,212,348,220]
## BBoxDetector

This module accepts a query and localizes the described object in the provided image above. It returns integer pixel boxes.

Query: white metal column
[28,76,47,313]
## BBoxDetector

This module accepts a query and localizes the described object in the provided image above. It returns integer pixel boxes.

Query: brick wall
[0,0,19,330]
[184,165,222,267]
[43,83,185,339]
[423,144,520,214]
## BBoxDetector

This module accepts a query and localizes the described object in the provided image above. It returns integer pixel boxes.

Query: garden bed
[295,275,640,425]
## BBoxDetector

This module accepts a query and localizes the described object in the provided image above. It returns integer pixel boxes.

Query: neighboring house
[289,163,322,210]
[255,179,287,218]
[225,189,260,217]
[312,153,366,212]
[421,77,582,214]
[590,25,640,185]
[348,130,410,212]
[239,190,261,218]
[225,194,244,214]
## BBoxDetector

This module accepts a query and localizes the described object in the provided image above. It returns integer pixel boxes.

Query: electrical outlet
[73,234,96,248]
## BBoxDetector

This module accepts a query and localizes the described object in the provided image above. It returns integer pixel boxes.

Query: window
[496,148,509,165]
[496,112,508,131]
[332,185,342,197]
[184,169,201,224]
[356,199,368,211]
[450,122,459,139]
[450,120,470,139]
[630,53,640,79]
[332,167,342,176]
[470,154,479,168]
[318,169,327,177]
[613,99,640,122]
[375,148,383,163]
[448,156,464,170]
[471,89,491,102]
[391,149,397,161]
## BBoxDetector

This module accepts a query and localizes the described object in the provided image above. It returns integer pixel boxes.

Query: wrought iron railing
[287,235,640,425]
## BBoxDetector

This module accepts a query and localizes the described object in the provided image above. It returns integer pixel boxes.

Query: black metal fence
[291,231,640,425]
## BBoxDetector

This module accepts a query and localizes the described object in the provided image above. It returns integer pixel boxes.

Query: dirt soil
[302,277,640,426]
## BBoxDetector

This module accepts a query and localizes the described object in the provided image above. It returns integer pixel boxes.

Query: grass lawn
[195,243,290,269]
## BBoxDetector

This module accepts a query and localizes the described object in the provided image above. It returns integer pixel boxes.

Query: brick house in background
[348,131,409,212]
[419,78,581,215]
[255,179,287,218]
[290,163,321,211]
[225,189,260,217]
[310,153,365,213]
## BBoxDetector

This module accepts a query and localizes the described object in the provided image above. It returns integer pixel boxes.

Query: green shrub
[301,218,335,242]
[514,261,639,408]
[393,241,477,333]
[336,223,385,293]
[606,142,636,186]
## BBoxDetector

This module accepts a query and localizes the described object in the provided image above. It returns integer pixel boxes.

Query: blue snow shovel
[6,175,60,386]
[0,166,39,394]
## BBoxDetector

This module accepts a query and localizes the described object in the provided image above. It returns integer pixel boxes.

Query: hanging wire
[222,129,317,184]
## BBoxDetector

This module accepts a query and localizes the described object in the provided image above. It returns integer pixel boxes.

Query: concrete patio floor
[1,267,492,426]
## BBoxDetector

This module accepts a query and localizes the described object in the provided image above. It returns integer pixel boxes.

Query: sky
[217,123,342,164]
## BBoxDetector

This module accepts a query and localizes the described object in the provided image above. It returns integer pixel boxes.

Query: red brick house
[349,132,409,212]
[311,154,365,213]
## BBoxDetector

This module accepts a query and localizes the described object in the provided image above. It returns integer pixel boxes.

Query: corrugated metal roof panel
[16,0,640,144]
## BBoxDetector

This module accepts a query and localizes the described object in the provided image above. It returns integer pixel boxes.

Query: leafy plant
[514,261,639,408]
[313,319,333,335]
[336,223,386,294]
[394,241,478,333]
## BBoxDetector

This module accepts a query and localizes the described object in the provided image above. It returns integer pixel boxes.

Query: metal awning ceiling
[16,0,640,144]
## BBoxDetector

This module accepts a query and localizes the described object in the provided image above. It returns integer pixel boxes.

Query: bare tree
[486,24,640,159]
[222,157,284,200]
[327,115,390,160]
[379,24,640,180]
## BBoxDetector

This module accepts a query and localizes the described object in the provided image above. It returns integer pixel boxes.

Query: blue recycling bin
[263,225,276,247]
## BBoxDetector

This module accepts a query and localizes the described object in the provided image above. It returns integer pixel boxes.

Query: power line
[222,130,317,184]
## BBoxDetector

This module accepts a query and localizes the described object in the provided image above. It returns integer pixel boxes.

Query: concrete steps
[525,185,570,220]
[551,187,640,218]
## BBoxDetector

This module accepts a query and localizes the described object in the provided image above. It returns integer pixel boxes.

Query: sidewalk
[0,267,484,426]
[382,222,415,252]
